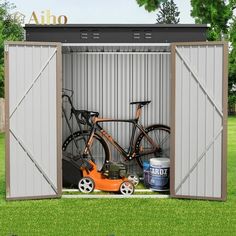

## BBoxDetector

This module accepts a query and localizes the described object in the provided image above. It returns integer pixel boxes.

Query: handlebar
[62,88,74,98]
[62,88,98,126]
[75,110,91,126]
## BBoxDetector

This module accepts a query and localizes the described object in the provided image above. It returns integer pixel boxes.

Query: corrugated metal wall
[62,46,170,172]
[174,44,224,198]
[7,44,59,199]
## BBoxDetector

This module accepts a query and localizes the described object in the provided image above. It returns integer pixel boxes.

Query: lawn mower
[79,160,136,195]
[63,151,136,195]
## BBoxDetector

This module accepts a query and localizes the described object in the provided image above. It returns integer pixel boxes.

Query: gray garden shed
[4,24,227,201]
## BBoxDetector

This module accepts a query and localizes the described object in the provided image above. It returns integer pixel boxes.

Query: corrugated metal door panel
[6,42,62,200]
[102,54,118,162]
[117,54,132,151]
[171,43,227,200]
[47,48,58,188]
[24,46,34,195]
[62,52,170,172]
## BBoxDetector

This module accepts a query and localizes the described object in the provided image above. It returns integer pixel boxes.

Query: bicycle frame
[62,90,159,161]
[83,107,159,161]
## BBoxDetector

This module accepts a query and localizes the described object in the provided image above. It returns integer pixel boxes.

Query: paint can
[149,158,170,191]
[143,161,150,187]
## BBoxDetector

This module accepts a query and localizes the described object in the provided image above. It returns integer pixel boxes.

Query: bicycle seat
[88,111,99,117]
[130,101,151,106]
[74,110,99,117]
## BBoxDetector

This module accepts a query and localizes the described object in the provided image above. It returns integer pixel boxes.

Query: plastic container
[149,158,170,191]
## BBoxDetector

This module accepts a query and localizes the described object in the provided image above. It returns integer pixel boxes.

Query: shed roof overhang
[24,24,208,44]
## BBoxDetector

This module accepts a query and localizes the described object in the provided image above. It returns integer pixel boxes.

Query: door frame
[170,41,228,201]
[5,41,62,200]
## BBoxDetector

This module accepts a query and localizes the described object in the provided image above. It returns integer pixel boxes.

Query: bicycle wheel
[62,131,110,171]
[134,125,170,168]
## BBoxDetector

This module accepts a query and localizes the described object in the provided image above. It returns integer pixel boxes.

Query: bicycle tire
[62,130,110,171]
[134,124,170,168]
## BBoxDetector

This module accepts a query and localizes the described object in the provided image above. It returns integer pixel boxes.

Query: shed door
[170,42,227,200]
[5,42,62,200]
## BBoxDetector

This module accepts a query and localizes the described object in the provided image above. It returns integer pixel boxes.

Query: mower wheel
[128,174,139,186]
[78,177,95,193]
[120,181,134,195]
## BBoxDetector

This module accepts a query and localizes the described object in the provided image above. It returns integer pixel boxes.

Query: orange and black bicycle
[62,89,170,171]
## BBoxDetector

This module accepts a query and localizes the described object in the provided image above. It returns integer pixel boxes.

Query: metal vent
[133,31,141,40]
[81,31,88,40]
[92,32,100,40]
[144,31,152,39]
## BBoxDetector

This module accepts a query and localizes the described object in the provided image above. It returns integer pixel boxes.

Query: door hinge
[4,45,9,52]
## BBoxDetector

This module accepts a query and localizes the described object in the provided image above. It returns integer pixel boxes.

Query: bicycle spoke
[154,131,160,144]
[64,133,107,171]
[159,134,170,147]
[161,147,170,156]
[136,126,170,167]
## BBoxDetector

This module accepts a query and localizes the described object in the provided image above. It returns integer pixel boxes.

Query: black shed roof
[24,24,208,43]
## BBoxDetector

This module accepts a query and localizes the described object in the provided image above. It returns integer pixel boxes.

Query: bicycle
[62,89,170,171]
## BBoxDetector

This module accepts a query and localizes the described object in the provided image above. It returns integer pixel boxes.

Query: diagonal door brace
[175,127,223,194]
[10,48,57,118]
[175,47,223,118]
[10,129,58,194]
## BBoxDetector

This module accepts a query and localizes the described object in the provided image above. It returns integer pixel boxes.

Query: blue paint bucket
[143,161,150,188]
[149,158,170,191]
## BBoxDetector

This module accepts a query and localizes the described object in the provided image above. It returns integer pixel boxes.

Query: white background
[10,0,194,24]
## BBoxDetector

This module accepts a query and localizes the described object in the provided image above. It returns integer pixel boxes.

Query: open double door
[4,41,227,200]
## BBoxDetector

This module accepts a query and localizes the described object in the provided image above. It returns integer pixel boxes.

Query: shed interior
[61,43,171,178]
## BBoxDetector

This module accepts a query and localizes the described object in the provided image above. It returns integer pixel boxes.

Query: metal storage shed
[4,24,227,201]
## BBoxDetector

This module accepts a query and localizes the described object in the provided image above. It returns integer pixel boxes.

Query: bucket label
[150,167,168,176]
[149,167,169,190]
